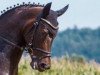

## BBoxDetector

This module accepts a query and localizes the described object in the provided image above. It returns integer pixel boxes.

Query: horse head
[22,2,69,71]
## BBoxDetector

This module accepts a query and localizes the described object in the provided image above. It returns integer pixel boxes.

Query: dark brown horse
[0,2,68,75]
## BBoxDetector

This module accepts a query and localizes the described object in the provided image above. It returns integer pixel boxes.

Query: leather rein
[0,18,59,61]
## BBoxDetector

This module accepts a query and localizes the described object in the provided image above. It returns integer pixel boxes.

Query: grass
[18,56,100,75]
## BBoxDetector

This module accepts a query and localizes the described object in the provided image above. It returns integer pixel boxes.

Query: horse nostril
[40,63,46,69]
[40,63,50,69]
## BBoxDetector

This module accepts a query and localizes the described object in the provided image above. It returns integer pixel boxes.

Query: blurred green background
[18,55,100,75]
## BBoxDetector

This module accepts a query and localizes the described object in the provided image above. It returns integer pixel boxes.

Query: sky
[0,0,100,31]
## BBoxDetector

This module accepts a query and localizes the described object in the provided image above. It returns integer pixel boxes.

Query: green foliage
[18,57,100,75]
[52,27,100,62]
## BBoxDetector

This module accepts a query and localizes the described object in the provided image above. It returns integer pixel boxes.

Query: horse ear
[41,2,52,19]
[56,4,69,17]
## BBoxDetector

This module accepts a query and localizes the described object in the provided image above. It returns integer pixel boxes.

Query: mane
[0,2,45,18]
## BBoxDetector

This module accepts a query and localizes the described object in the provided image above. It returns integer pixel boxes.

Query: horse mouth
[30,62,50,72]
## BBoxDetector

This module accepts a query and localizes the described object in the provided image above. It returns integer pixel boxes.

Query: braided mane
[0,2,45,17]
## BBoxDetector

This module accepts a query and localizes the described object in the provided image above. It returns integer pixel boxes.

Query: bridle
[0,17,59,69]
[25,18,59,68]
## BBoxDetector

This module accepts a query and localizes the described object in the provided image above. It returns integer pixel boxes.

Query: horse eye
[48,31,54,38]
[41,29,48,36]
[43,29,48,33]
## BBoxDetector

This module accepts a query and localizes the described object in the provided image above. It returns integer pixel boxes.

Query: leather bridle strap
[41,18,59,30]
[0,36,22,49]
[27,18,57,60]
[33,48,51,54]
[28,48,51,60]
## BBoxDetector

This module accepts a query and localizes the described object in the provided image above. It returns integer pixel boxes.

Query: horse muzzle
[30,61,50,72]
[30,56,50,72]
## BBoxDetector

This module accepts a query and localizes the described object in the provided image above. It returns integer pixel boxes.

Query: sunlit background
[0,0,100,31]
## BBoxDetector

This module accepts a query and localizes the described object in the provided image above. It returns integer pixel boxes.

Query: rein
[0,36,21,49]
[0,18,58,68]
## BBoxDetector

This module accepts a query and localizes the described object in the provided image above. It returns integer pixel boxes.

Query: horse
[0,2,69,75]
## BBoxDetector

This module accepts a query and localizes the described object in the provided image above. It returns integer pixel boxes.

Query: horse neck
[0,21,23,75]
[0,7,41,75]
[0,12,26,75]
